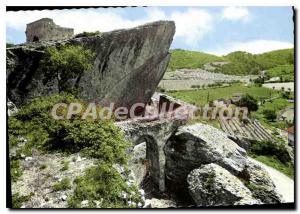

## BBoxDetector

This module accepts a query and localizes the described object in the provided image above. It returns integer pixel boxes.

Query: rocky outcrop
[164,123,283,206]
[7,21,175,112]
[164,123,248,194]
[187,164,259,206]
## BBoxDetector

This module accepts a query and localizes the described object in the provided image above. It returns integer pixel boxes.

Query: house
[287,126,295,147]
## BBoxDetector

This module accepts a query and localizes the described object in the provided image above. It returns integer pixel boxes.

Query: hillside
[168,48,294,77]
[168,49,224,71]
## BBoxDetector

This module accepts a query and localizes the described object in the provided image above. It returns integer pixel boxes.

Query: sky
[6,6,294,56]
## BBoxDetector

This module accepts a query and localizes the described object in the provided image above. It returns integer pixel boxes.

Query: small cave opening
[33,36,39,42]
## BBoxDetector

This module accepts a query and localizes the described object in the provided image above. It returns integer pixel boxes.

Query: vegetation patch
[39,44,95,94]
[68,162,144,208]
[12,192,34,208]
[266,64,294,82]
[8,94,141,208]
[250,155,294,179]
[10,159,22,182]
[248,140,293,178]
[74,31,101,38]
[53,177,72,191]
[61,161,69,171]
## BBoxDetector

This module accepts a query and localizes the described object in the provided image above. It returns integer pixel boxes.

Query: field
[166,83,294,131]
[166,83,277,106]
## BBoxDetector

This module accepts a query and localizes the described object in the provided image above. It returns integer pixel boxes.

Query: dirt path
[249,158,294,203]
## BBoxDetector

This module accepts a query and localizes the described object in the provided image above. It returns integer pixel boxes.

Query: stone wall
[26,18,74,42]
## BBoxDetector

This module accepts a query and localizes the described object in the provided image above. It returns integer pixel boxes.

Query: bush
[74,31,101,38]
[235,94,258,113]
[8,94,138,208]
[53,178,71,191]
[249,140,291,164]
[67,161,143,208]
[12,192,34,208]
[262,109,277,121]
[9,94,129,164]
[39,45,95,93]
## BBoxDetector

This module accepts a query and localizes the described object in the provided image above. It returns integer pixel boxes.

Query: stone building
[26,18,74,43]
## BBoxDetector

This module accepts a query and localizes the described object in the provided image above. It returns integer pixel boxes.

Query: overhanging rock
[7,21,176,112]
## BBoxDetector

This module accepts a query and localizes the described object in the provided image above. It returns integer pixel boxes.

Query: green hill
[255,48,294,70]
[168,49,224,71]
[168,48,294,76]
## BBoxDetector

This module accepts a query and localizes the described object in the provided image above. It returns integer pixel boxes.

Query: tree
[235,94,258,113]
[263,109,277,121]
[39,45,95,93]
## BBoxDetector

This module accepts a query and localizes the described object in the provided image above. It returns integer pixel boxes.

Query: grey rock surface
[187,163,259,206]
[7,21,175,112]
[164,123,248,192]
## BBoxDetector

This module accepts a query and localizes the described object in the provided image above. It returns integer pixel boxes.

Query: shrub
[67,161,143,208]
[262,109,277,121]
[61,161,69,171]
[9,94,129,164]
[74,31,101,38]
[10,159,22,182]
[53,177,72,191]
[235,94,258,113]
[39,45,95,93]
[9,94,137,208]
[249,140,291,164]
[12,192,34,208]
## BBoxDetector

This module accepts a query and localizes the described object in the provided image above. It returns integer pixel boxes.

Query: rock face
[7,21,175,112]
[164,123,248,194]
[164,123,282,206]
[187,164,259,206]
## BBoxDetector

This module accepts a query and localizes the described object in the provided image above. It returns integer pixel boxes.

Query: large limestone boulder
[7,21,175,111]
[187,163,259,206]
[164,123,248,193]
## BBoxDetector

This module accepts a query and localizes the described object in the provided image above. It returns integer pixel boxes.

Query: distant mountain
[168,48,294,76]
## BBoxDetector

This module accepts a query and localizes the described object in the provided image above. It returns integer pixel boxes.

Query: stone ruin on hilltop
[26,18,74,42]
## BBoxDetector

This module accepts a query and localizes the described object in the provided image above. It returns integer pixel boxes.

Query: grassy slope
[168,48,294,76]
[250,155,294,179]
[266,64,294,82]
[168,49,224,71]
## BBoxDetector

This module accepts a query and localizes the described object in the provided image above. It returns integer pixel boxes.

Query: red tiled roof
[287,126,294,134]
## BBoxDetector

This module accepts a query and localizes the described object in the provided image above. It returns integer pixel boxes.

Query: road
[249,158,294,203]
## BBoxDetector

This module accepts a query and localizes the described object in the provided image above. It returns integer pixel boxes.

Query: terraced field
[219,118,274,142]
